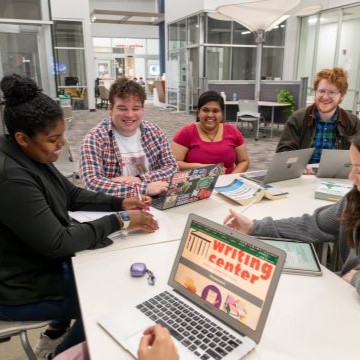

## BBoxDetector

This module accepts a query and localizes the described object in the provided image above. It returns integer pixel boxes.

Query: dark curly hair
[109,77,146,106]
[342,133,360,250]
[196,91,224,122]
[1,74,63,139]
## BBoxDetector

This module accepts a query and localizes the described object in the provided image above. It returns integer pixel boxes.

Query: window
[53,20,87,108]
[207,17,231,44]
[187,15,199,45]
[53,21,84,48]
[0,0,41,20]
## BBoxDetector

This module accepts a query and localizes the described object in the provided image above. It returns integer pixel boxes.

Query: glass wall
[0,0,54,96]
[297,4,360,113]
[0,0,41,20]
[167,12,286,112]
[53,20,87,109]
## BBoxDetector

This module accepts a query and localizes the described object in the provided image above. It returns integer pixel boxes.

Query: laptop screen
[169,214,286,343]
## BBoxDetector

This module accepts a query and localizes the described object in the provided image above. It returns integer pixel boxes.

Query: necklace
[199,124,220,142]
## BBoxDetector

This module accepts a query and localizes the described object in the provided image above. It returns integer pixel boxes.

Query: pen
[135,183,142,201]
[135,183,150,211]
[224,196,259,226]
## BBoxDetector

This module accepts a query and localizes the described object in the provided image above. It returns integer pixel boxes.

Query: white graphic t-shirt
[114,128,149,176]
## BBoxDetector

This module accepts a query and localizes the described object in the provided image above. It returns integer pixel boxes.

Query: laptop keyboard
[247,175,265,183]
[151,196,164,208]
[136,290,243,360]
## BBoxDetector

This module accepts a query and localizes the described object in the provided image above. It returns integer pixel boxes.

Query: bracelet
[115,213,124,230]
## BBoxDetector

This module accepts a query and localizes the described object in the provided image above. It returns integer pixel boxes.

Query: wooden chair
[0,320,50,360]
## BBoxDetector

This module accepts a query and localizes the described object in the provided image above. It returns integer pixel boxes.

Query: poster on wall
[148,63,160,76]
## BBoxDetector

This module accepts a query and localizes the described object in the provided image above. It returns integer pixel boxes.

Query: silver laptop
[240,148,315,184]
[99,214,286,360]
[315,149,350,179]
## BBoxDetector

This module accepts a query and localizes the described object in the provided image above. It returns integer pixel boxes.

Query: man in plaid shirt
[79,78,178,198]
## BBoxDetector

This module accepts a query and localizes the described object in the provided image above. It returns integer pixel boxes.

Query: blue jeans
[0,262,85,355]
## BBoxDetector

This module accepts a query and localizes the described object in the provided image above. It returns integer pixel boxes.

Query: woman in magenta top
[171,91,249,174]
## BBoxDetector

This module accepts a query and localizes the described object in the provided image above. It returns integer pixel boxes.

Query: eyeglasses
[316,89,340,98]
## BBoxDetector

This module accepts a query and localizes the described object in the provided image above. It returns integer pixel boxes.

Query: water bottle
[232,92,238,101]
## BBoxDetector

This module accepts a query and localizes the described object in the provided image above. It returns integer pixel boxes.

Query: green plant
[277,89,296,115]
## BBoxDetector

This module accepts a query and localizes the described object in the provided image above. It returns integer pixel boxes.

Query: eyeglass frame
[315,88,341,98]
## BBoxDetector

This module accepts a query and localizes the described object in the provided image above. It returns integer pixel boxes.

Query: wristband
[118,211,130,229]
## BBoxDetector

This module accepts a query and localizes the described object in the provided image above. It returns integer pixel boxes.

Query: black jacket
[0,135,123,305]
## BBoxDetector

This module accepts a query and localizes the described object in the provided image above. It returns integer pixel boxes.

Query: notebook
[151,164,222,210]
[315,149,350,179]
[99,214,286,360]
[240,148,315,184]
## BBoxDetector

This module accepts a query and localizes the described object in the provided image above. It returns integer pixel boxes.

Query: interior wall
[50,0,86,18]
[91,23,158,38]
[165,0,204,22]
[90,0,159,38]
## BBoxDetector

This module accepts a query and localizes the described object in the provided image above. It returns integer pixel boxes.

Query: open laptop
[314,149,350,178]
[99,214,286,360]
[240,148,315,184]
[151,164,222,210]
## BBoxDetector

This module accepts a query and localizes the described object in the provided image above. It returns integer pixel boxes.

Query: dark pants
[0,262,85,355]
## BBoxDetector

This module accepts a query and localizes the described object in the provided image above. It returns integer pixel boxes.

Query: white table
[73,240,360,360]
[74,174,349,257]
[225,101,290,138]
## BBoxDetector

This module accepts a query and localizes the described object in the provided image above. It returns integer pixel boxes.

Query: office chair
[64,77,79,86]
[236,100,264,141]
[0,320,50,360]
[54,106,78,183]
[72,88,87,110]
[98,85,110,109]
[64,87,80,100]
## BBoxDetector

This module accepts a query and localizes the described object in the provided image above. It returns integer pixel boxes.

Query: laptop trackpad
[124,331,190,359]
[123,332,143,357]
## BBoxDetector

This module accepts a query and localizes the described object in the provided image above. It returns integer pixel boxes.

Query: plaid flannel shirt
[309,110,338,164]
[79,118,178,198]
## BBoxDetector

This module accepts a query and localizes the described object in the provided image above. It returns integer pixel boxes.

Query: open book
[315,181,352,202]
[215,179,288,205]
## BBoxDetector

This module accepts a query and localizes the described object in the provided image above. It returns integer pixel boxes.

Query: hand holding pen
[134,183,151,211]
[122,195,152,211]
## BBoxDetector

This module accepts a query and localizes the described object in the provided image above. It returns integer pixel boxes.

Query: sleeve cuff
[111,197,124,211]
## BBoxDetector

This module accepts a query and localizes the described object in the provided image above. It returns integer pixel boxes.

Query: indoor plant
[277,89,296,115]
